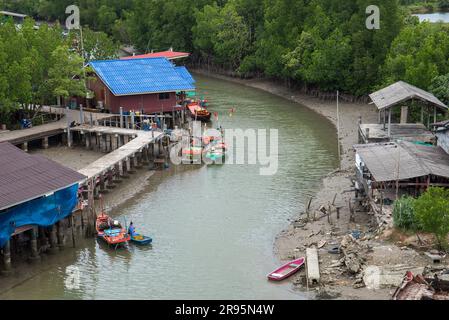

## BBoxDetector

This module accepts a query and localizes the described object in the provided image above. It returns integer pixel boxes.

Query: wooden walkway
[71,125,163,180]
[0,107,112,145]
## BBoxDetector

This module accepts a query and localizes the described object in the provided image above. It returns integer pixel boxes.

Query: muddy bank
[192,70,447,300]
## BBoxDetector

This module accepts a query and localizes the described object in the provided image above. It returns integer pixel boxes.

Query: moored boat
[267,257,305,281]
[187,102,211,122]
[130,234,153,245]
[96,214,130,247]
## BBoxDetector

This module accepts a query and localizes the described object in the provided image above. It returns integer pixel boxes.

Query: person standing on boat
[128,222,136,237]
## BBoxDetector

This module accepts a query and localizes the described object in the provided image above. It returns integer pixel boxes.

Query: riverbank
[192,69,442,300]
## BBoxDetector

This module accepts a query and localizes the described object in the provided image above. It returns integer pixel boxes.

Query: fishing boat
[130,233,153,245]
[96,214,130,246]
[267,257,305,281]
[187,102,211,122]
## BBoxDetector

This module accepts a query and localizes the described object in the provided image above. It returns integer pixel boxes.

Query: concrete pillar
[434,106,437,126]
[49,226,58,254]
[421,106,424,124]
[85,132,91,149]
[29,226,40,261]
[80,104,84,124]
[2,240,12,274]
[66,107,72,148]
[400,106,408,124]
[120,107,124,128]
[99,174,107,193]
[123,135,129,145]
[126,157,132,172]
[365,128,370,142]
[388,108,392,138]
[42,136,49,149]
[22,141,28,152]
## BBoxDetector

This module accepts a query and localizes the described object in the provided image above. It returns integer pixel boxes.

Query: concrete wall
[436,131,449,154]
[88,76,177,114]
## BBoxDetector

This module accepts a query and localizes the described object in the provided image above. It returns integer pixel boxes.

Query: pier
[71,125,164,181]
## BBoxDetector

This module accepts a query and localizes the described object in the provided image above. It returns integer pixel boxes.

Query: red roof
[121,51,190,61]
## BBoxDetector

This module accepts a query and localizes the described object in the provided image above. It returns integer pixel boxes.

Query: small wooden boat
[267,257,305,281]
[130,233,153,245]
[96,214,130,246]
[188,103,211,122]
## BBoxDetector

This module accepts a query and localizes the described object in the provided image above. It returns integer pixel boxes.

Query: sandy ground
[193,70,447,300]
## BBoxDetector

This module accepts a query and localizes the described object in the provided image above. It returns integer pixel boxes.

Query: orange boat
[187,102,211,122]
[96,213,130,247]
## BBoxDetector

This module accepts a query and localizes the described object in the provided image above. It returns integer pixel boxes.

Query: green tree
[383,22,449,90]
[429,74,449,106]
[75,28,119,61]
[414,187,449,248]
[47,45,87,104]
[393,195,419,230]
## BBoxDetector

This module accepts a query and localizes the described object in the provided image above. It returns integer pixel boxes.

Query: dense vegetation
[0,0,448,101]
[392,187,449,248]
[0,17,116,125]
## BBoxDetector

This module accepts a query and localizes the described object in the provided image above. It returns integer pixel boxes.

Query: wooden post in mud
[49,225,59,254]
[2,240,12,274]
[86,179,96,237]
[306,197,312,221]
[57,220,65,250]
[29,226,40,261]
[71,214,76,248]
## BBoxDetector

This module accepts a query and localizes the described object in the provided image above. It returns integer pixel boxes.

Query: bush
[393,196,419,230]
[414,187,449,248]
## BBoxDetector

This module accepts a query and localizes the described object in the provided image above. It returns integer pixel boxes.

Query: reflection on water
[0,74,338,300]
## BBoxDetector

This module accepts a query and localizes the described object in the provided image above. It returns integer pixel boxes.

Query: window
[159,93,170,100]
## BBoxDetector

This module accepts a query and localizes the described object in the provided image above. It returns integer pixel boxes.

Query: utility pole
[337,90,341,170]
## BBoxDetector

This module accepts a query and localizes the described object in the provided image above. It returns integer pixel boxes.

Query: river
[0,74,338,300]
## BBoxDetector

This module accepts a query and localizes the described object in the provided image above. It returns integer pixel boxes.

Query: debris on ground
[392,271,449,300]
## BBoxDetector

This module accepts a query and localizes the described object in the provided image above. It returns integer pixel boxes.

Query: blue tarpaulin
[0,184,79,247]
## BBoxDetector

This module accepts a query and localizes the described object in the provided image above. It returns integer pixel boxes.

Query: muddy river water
[0,74,338,299]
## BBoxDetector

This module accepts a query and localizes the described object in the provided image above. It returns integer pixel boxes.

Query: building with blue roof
[88,57,196,114]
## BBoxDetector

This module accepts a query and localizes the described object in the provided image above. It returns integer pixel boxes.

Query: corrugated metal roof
[89,57,196,96]
[0,142,86,211]
[354,141,449,182]
[369,81,447,111]
[175,66,196,84]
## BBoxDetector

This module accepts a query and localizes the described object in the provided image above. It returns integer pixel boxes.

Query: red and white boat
[267,257,305,281]
[187,102,211,122]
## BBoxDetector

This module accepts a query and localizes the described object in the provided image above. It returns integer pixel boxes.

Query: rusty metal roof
[354,141,449,182]
[369,81,447,111]
[0,142,86,211]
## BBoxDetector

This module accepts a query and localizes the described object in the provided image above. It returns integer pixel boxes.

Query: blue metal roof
[89,58,196,96]
[175,66,196,84]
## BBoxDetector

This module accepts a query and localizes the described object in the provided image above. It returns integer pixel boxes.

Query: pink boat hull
[267,257,305,281]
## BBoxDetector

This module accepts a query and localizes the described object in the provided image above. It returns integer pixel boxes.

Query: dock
[0,106,112,149]
[71,125,164,181]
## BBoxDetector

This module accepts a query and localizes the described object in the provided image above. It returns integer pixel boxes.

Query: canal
[0,74,338,299]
